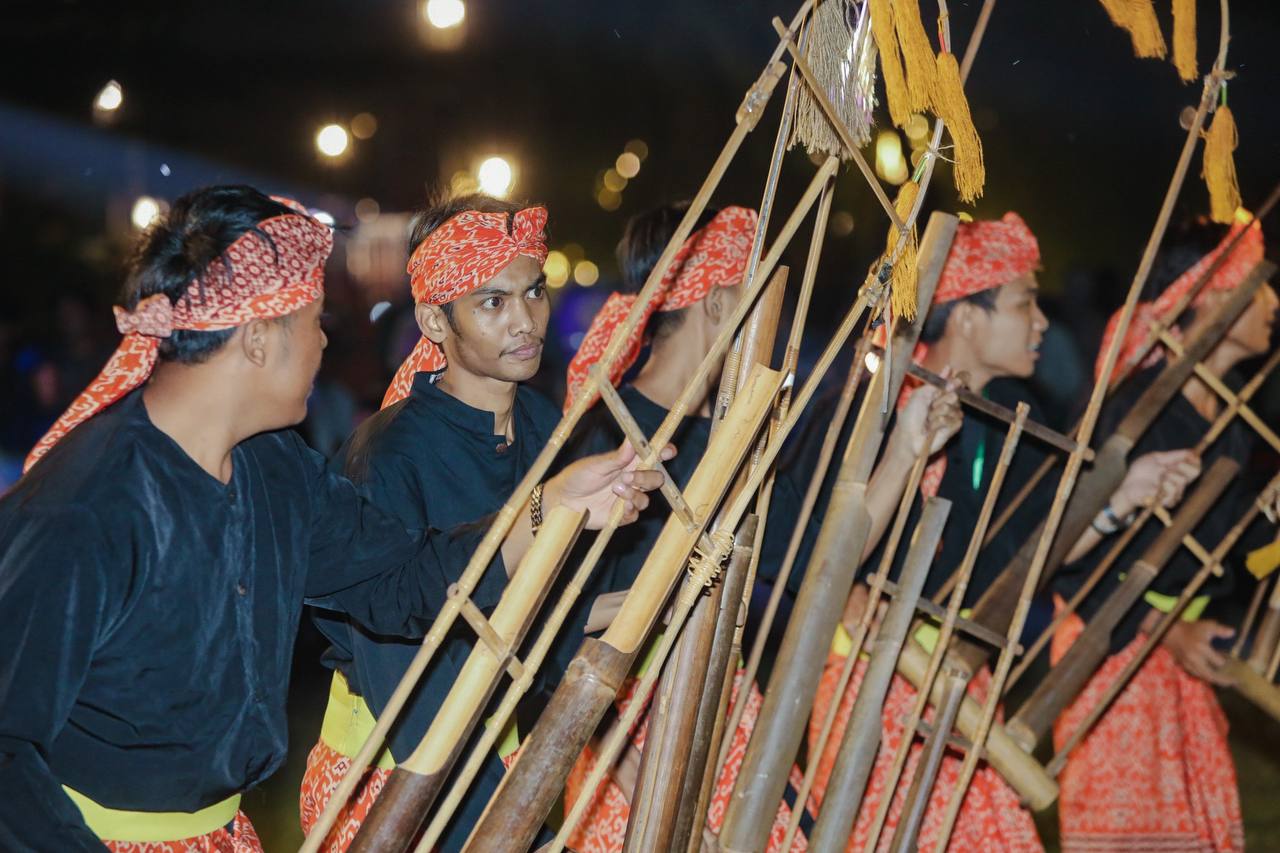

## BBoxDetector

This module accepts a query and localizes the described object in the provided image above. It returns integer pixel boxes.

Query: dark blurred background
[2,0,1279,848]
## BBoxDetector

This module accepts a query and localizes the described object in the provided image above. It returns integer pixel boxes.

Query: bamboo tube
[932,7,1239,840]
[1005,457,1238,752]
[806,498,954,852]
[978,176,1280,556]
[298,37,802,853]
[953,267,1269,676]
[1222,658,1280,723]
[718,213,958,853]
[1248,573,1280,674]
[1233,574,1271,659]
[462,367,782,852]
[677,179,837,851]
[624,264,788,853]
[778,420,939,853]
[887,667,968,853]
[346,507,586,851]
[893,640,1058,811]
[1005,344,1280,693]
[866,405,1029,852]
[1046,471,1276,777]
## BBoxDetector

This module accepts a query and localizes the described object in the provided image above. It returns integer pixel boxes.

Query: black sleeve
[302,442,505,636]
[0,509,115,852]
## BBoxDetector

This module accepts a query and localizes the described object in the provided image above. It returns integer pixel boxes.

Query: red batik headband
[562,205,758,411]
[381,206,549,409]
[1095,211,1265,381]
[24,206,332,472]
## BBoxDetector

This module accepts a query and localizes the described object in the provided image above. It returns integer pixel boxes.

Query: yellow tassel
[934,51,985,203]
[1171,0,1197,82]
[885,180,920,320]
[1097,0,1168,60]
[869,0,911,127]
[1203,105,1241,224]
[891,0,939,114]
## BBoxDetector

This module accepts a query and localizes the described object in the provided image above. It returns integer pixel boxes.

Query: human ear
[242,319,270,367]
[416,303,450,345]
[703,287,725,326]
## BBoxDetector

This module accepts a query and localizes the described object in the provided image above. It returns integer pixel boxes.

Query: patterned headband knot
[114,293,176,338]
[24,205,332,473]
[934,211,1041,303]
[381,206,550,409]
[562,205,758,412]
[1096,210,1265,381]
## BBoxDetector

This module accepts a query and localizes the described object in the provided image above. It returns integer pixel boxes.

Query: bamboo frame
[1004,346,1280,693]
[931,4,1236,841]
[1045,469,1279,776]
[1005,458,1239,752]
[865,405,1028,852]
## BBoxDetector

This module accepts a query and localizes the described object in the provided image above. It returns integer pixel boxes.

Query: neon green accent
[831,623,854,657]
[972,437,986,492]
[487,713,521,760]
[63,786,240,843]
[1144,590,1211,622]
[830,609,972,659]
[635,631,665,679]
[319,671,397,770]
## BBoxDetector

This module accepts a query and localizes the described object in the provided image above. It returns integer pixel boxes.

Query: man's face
[1220,281,1279,357]
[268,297,328,424]
[437,255,550,383]
[961,273,1048,379]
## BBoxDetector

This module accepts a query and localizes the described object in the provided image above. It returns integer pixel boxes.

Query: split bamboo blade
[346,506,587,852]
[806,498,952,852]
[1222,657,1280,724]
[1005,456,1238,753]
[1247,604,1280,674]
[718,212,959,853]
[956,265,1272,673]
[888,668,968,853]
[895,640,1058,811]
[462,366,782,853]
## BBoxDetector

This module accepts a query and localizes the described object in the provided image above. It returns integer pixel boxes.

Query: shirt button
[236,583,248,597]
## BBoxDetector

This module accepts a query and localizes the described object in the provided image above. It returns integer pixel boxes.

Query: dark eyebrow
[529,273,547,289]
[472,285,513,297]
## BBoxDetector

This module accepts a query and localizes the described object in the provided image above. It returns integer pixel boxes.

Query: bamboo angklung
[717,213,957,852]
[344,506,587,852]
[299,19,807,849]
[623,262,789,853]
[1005,345,1280,693]
[677,179,838,851]
[1247,572,1280,675]
[805,498,954,852]
[978,176,1280,556]
[951,263,1269,677]
[1046,468,1280,776]
[867,404,1030,853]
[932,6,1240,841]
[1004,457,1239,752]
[549,276,900,852]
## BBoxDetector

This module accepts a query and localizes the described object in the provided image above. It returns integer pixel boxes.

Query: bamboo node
[688,529,736,588]
[738,60,788,129]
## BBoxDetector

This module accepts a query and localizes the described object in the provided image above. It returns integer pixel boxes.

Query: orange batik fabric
[807,653,1042,852]
[1052,609,1243,852]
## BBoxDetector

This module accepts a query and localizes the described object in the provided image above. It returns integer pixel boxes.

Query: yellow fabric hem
[63,785,240,843]
[318,671,397,770]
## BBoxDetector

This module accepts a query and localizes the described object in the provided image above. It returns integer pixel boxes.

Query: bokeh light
[544,250,570,288]
[574,260,599,286]
[615,152,641,179]
[424,0,466,29]
[874,129,908,185]
[316,124,350,158]
[94,80,123,112]
[351,113,379,140]
[130,196,161,230]
[477,156,514,197]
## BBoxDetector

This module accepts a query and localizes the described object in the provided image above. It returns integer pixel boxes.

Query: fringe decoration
[1203,105,1241,224]
[1097,0,1168,59]
[891,0,940,114]
[869,0,911,127]
[934,51,986,202]
[885,180,921,320]
[790,0,880,157]
[1171,0,1197,82]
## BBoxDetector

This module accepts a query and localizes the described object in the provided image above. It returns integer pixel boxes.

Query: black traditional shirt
[1053,364,1268,651]
[0,390,486,851]
[312,373,559,851]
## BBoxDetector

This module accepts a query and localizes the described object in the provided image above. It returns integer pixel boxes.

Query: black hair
[1147,216,1231,328]
[919,286,1000,344]
[409,192,535,327]
[121,185,298,364]
[617,201,723,340]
